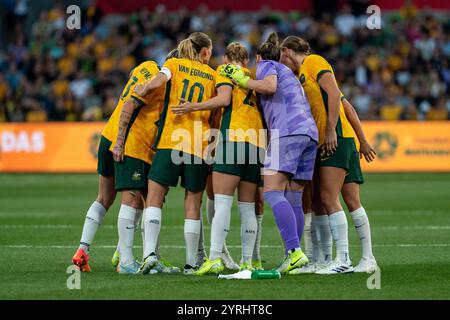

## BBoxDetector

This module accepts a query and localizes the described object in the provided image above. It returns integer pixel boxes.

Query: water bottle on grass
[251,270,281,279]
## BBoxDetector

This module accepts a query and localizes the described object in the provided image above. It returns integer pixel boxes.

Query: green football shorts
[97,136,114,177]
[212,141,263,184]
[148,149,209,192]
[317,137,364,184]
[114,156,151,191]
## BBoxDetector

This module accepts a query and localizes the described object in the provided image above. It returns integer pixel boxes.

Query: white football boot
[315,259,354,275]
[137,254,158,275]
[354,257,378,273]
[221,247,239,271]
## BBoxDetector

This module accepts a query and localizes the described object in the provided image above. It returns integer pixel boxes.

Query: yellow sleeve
[131,77,164,106]
[162,58,177,77]
[215,65,234,89]
[304,55,333,82]
[130,62,161,106]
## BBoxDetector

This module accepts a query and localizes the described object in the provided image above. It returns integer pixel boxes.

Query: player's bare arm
[134,72,168,97]
[112,98,140,162]
[221,65,276,95]
[342,98,376,162]
[246,75,277,95]
[318,72,341,153]
[171,85,232,114]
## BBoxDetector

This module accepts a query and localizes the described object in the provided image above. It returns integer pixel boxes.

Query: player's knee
[185,209,200,220]
[319,190,339,213]
[343,196,361,212]
[96,196,114,210]
[123,190,143,209]
[302,200,313,213]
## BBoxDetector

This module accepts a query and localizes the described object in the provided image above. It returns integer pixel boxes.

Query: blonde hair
[224,42,248,64]
[177,32,212,62]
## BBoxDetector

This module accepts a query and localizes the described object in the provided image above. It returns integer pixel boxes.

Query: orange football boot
[72,248,91,272]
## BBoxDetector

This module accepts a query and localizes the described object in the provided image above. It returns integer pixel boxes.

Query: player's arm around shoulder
[247,74,277,95]
[134,59,174,97]
[171,72,233,115]
[222,63,277,95]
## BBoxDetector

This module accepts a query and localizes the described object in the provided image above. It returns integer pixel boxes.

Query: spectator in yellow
[426,97,449,120]
[380,96,403,121]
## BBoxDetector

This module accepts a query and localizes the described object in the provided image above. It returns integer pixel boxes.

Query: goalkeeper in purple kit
[221,32,319,274]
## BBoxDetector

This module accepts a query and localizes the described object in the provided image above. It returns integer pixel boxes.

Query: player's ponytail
[267,32,279,46]
[177,32,212,62]
[178,38,198,61]
[224,42,249,64]
[280,36,311,55]
[257,32,281,62]
[165,48,179,61]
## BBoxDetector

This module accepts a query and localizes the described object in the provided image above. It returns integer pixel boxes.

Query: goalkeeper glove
[220,64,250,89]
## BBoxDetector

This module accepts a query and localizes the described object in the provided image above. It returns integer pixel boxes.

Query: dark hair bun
[267,32,279,46]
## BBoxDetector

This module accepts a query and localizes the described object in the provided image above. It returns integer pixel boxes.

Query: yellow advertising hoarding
[0,123,103,173]
[360,122,450,172]
[0,122,449,173]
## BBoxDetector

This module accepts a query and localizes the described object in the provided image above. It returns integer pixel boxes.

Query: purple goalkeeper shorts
[264,135,317,181]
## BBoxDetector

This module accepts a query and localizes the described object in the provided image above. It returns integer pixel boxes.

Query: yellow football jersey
[155,58,233,159]
[298,54,356,146]
[102,60,164,164]
[217,65,265,149]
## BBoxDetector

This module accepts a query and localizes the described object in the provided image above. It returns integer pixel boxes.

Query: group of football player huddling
[72,30,378,276]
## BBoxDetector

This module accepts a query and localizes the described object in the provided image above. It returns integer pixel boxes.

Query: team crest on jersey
[299,74,305,84]
[132,171,141,181]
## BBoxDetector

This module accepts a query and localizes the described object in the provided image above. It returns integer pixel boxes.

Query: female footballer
[222,33,319,274]
[171,42,266,275]
[72,60,165,274]
[133,32,233,275]
[279,35,377,274]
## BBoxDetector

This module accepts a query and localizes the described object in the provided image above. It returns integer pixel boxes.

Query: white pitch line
[0,209,446,218]
[1,224,450,231]
[1,244,450,249]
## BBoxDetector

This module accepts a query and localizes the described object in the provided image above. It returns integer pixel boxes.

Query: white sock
[143,207,161,258]
[135,209,143,229]
[79,201,107,251]
[311,213,320,263]
[140,212,146,259]
[133,209,144,258]
[198,209,206,259]
[184,219,201,267]
[206,197,215,225]
[207,197,230,257]
[315,215,332,263]
[238,201,257,264]
[350,207,374,260]
[210,194,233,261]
[329,211,350,263]
[118,204,137,265]
[253,215,263,261]
[117,208,143,254]
[303,212,313,260]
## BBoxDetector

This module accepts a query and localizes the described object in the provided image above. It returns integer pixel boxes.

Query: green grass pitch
[0,173,449,300]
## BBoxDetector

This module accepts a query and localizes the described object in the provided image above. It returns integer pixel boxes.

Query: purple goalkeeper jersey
[256,60,318,142]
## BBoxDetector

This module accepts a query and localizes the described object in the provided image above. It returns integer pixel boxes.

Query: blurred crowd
[0,0,449,122]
